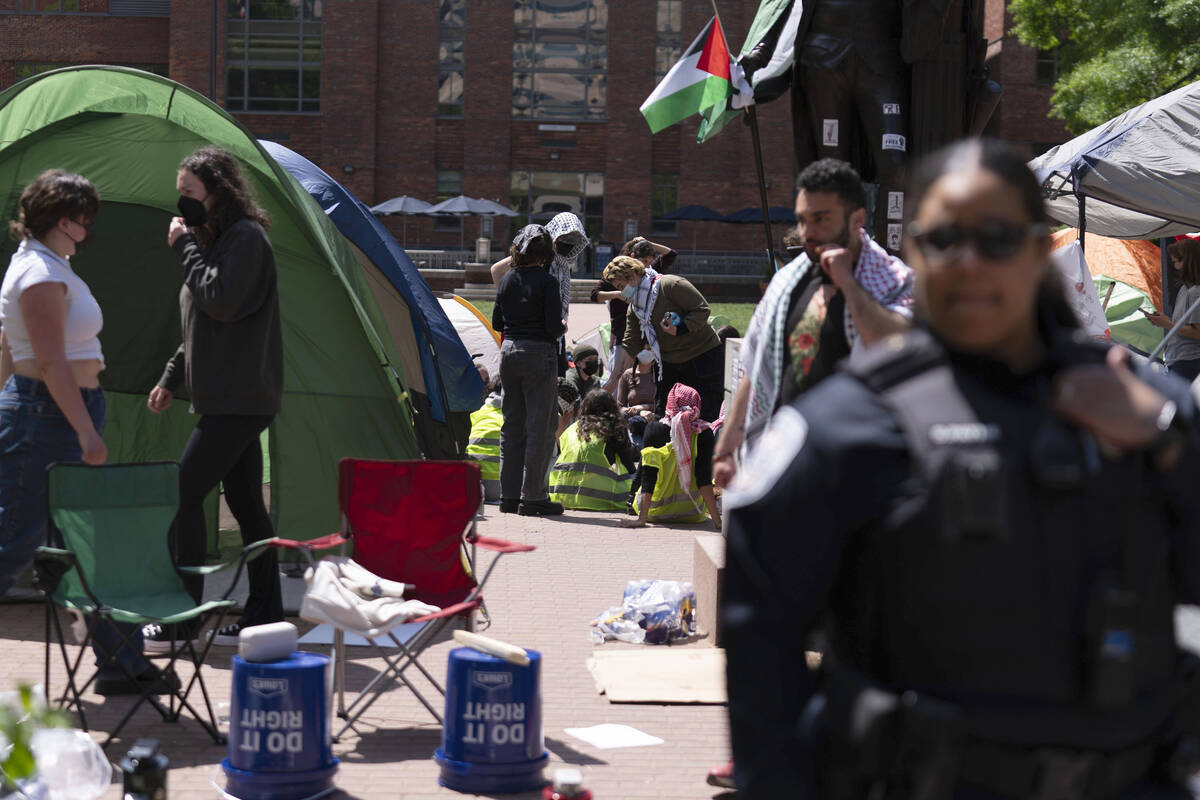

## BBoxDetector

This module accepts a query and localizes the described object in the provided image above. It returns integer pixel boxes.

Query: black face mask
[66,221,95,255]
[578,360,601,377]
[177,195,208,227]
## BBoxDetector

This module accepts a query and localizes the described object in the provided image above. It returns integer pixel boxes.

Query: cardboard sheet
[586,647,726,704]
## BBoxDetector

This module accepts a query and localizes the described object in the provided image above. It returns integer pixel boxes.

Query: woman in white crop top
[0,170,172,695]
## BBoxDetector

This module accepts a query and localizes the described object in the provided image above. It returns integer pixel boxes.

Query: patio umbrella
[425,195,520,252]
[722,206,797,224]
[658,204,726,254]
[369,195,432,247]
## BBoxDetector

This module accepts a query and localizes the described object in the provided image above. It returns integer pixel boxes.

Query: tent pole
[1077,194,1086,256]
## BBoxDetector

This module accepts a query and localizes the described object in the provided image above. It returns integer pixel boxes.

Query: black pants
[172,414,283,627]
[656,345,725,423]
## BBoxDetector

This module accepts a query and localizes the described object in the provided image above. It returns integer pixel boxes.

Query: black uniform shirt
[722,325,1200,797]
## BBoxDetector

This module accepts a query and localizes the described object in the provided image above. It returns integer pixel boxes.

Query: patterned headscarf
[545,212,589,320]
[665,383,711,498]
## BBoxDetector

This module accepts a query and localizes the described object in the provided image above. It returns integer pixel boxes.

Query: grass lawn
[465,299,755,338]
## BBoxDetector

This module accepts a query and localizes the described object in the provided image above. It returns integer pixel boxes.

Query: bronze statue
[741,0,993,251]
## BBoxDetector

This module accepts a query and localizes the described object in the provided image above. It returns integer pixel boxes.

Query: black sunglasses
[907,220,1048,261]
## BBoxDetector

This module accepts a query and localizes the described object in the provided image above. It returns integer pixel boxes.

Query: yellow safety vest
[549,422,633,511]
[466,403,502,483]
[635,432,707,523]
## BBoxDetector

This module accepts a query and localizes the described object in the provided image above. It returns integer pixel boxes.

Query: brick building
[982,0,1071,157]
[0,0,1069,271]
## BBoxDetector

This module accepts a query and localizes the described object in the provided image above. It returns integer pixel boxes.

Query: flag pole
[711,0,778,282]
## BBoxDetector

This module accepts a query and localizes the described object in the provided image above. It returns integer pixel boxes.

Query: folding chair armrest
[178,564,232,576]
[468,534,536,554]
[33,546,102,605]
[269,533,348,552]
[33,546,74,562]
[408,598,481,624]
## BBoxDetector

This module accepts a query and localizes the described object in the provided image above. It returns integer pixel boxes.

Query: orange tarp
[1050,229,1162,310]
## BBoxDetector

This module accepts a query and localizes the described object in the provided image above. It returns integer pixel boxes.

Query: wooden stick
[453,629,531,666]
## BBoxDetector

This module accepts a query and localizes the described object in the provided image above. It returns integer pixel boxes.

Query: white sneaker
[207,622,243,647]
[142,623,201,655]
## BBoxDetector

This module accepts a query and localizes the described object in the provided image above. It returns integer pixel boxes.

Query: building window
[14,62,169,81]
[226,0,322,114]
[512,0,608,120]
[438,0,465,116]
[435,169,463,233]
[650,173,678,237]
[1035,49,1058,87]
[654,0,681,80]
[510,170,604,252]
[5,1,81,11]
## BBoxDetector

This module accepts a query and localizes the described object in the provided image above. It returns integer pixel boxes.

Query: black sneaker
[142,622,201,656]
[208,622,243,647]
[499,498,520,514]
[518,499,564,516]
[95,665,181,697]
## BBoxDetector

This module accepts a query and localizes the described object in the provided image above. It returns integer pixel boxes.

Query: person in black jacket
[493,225,566,516]
[723,139,1200,798]
[144,146,285,652]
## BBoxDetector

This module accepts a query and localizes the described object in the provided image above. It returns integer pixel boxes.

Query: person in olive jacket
[600,255,723,422]
[144,146,284,653]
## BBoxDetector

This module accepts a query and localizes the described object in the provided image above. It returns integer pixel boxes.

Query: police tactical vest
[636,433,708,524]
[549,421,632,511]
[840,330,1179,750]
[466,404,502,484]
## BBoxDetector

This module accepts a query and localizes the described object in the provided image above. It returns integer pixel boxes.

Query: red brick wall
[982,0,1070,156]
[2,2,1065,257]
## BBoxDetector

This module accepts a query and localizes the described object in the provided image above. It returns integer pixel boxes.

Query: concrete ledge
[693,533,725,645]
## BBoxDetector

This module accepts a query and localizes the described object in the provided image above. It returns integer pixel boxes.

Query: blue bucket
[221,652,338,800]
[434,647,548,793]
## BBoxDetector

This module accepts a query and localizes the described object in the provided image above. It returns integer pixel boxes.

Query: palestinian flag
[640,16,732,134]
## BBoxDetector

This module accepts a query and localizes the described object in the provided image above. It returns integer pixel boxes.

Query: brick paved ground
[0,506,734,800]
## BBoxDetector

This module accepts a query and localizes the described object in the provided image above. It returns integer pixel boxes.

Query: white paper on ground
[563,723,664,749]
[297,622,423,648]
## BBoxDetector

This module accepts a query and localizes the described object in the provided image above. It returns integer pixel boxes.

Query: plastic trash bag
[589,580,697,644]
[30,728,111,800]
[588,606,645,644]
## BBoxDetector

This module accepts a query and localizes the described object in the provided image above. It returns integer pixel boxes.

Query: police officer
[722,139,1200,799]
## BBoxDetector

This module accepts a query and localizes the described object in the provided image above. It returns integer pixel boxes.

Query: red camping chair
[272,458,533,739]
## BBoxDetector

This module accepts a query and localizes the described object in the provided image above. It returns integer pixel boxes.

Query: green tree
[1010,0,1200,133]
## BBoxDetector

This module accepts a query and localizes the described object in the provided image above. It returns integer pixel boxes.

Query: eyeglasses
[907,220,1048,262]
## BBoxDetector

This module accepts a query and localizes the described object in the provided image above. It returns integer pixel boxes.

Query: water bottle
[120,739,167,800]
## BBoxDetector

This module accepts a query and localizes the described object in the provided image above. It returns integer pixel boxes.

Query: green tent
[0,66,421,554]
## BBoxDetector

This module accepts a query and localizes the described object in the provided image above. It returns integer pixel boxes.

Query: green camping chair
[35,462,267,747]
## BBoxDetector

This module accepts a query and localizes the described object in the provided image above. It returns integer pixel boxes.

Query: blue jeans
[0,375,148,677]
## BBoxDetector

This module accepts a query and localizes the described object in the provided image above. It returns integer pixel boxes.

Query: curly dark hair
[576,389,628,445]
[795,158,865,212]
[8,170,99,241]
[178,146,270,249]
[620,238,657,260]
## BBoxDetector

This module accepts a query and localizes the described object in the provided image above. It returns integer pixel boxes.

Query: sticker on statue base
[882,103,901,115]
[882,134,906,152]
[823,119,839,147]
[887,192,904,220]
[886,223,903,251]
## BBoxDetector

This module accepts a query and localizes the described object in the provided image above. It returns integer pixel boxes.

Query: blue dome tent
[261,140,484,457]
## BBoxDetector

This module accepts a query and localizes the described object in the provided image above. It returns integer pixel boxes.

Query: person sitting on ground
[550,389,637,511]
[555,377,580,441]
[622,383,720,530]
[618,345,658,450]
[466,375,503,501]
[564,343,603,400]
